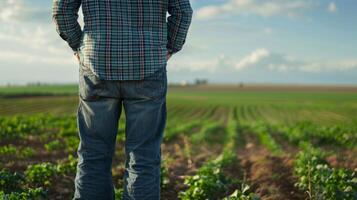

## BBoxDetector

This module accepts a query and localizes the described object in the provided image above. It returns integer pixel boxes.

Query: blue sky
[0,0,356,85]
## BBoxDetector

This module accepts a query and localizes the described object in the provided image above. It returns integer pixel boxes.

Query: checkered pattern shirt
[52,0,193,80]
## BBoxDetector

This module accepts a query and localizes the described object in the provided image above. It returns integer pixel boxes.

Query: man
[52,0,193,199]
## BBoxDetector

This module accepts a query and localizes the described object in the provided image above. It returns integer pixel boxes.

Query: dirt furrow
[237,132,305,200]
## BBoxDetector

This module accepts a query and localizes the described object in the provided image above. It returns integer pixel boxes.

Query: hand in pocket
[166,52,172,61]
[74,51,80,63]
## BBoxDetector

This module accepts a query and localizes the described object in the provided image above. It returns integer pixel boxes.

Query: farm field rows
[0,85,357,199]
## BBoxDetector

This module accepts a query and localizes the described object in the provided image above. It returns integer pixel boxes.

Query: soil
[325,148,357,170]
[160,132,225,199]
[237,132,306,200]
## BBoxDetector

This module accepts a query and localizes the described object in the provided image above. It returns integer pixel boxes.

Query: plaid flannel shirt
[52,0,193,80]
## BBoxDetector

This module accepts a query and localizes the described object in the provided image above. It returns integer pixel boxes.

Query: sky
[0,0,356,85]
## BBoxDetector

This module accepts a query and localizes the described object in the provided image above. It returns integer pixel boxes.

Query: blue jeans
[73,62,167,200]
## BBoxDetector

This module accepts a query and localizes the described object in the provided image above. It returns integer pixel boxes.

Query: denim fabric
[73,58,167,200]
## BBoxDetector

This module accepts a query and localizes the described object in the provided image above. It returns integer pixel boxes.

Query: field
[0,84,356,200]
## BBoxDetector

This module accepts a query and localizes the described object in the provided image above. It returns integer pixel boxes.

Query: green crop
[0,145,36,159]
[294,143,357,200]
[0,187,47,200]
[44,140,64,152]
[222,184,260,200]
[179,151,255,200]
[0,170,24,193]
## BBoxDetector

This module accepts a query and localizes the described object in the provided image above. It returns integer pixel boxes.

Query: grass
[1,84,357,126]
[0,84,78,96]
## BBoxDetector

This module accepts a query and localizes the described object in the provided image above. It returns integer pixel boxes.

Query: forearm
[52,0,83,52]
[167,0,193,55]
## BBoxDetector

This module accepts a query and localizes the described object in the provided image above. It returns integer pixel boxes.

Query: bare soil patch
[237,133,305,200]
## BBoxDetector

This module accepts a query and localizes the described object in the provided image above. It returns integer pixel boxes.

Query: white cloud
[327,2,337,13]
[235,48,270,70]
[300,60,357,73]
[195,5,222,20]
[0,0,50,23]
[0,0,23,21]
[169,48,357,74]
[0,24,77,85]
[0,51,73,65]
[233,49,357,73]
[0,22,72,64]
[170,54,230,73]
[195,0,314,20]
[0,0,79,74]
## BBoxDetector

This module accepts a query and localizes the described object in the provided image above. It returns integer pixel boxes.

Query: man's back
[53,0,193,80]
[52,1,193,199]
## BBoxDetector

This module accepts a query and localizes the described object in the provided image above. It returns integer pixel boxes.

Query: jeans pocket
[135,70,167,101]
[79,67,104,101]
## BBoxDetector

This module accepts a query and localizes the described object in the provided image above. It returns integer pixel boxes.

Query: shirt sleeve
[167,0,193,55]
[52,0,83,53]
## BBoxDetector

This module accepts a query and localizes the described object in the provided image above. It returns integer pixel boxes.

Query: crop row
[179,150,259,200]
[294,143,357,200]
[273,121,357,148]
[179,108,259,200]
[0,155,77,199]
